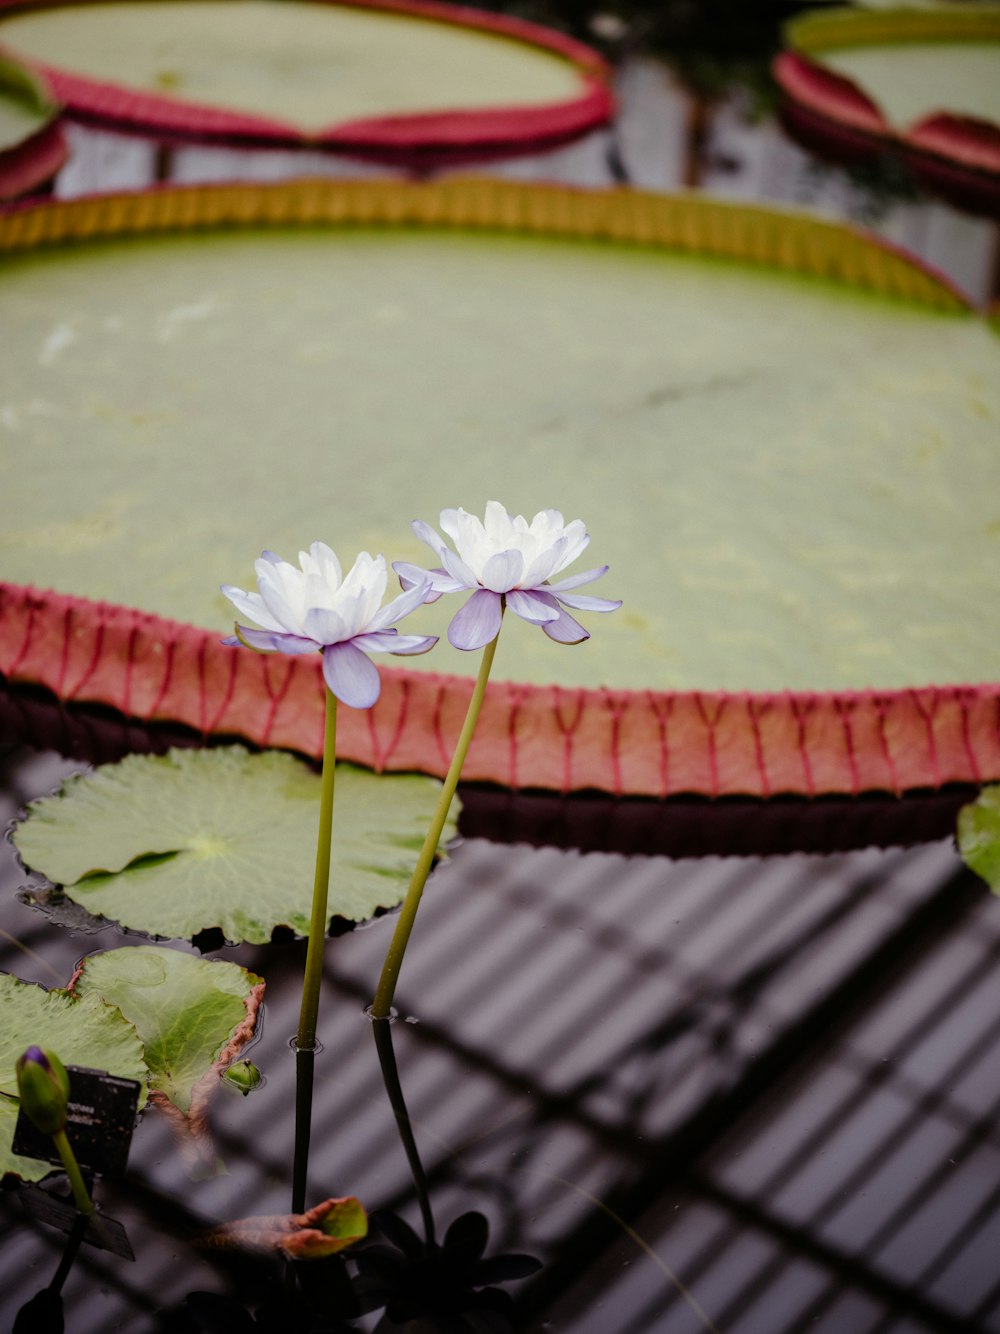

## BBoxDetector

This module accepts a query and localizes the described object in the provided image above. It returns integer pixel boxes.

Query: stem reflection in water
[370,1014,436,1248]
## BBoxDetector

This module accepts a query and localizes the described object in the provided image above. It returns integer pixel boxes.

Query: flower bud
[15,1045,70,1136]
[223,1059,261,1095]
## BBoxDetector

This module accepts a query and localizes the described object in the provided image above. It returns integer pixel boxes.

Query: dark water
[2,679,999,1334]
[4,4,1000,1330]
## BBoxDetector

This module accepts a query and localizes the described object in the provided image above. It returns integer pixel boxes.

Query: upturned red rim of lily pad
[0,50,65,201]
[773,7,1000,217]
[0,0,612,166]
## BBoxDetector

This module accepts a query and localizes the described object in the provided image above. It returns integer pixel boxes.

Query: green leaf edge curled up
[957,785,1000,891]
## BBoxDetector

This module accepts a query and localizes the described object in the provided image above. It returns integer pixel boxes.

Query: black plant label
[13,1064,141,1177]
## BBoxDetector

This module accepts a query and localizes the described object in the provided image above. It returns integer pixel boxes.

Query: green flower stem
[292,686,338,1214]
[51,1128,94,1216]
[297,687,339,1052]
[371,621,501,1019]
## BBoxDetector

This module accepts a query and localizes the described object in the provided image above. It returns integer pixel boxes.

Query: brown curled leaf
[203,1196,368,1259]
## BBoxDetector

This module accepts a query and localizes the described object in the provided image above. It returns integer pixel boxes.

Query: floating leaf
[204,1196,368,1260]
[957,786,1000,891]
[13,747,457,944]
[0,971,147,1183]
[70,946,263,1171]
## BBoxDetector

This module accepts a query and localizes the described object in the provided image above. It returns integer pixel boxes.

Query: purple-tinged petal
[387,634,438,656]
[322,642,382,709]
[220,585,286,633]
[412,519,450,562]
[554,592,622,613]
[480,549,524,594]
[394,561,432,591]
[303,606,349,646]
[542,607,590,645]
[232,625,318,654]
[506,588,560,624]
[440,545,479,590]
[349,632,437,658]
[394,561,463,597]
[448,589,503,651]
[368,576,432,631]
[259,550,284,566]
[350,629,437,655]
[545,564,611,593]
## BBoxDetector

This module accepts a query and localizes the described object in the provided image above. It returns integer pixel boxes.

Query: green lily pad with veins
[71,945,263,1168]
[13,746,456,944]
[71,947,261,1114]
[0,971,148,1182]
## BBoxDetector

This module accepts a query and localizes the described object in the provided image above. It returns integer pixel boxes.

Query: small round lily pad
[13,746,456,944]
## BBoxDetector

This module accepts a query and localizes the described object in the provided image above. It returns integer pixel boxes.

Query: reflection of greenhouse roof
[0,0,611,161]
[1,703,997,1330]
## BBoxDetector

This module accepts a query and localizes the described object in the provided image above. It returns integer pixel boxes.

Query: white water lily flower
[394,502,621,651]
[222,544,436,709]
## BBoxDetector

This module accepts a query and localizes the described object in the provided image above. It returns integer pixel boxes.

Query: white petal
[220,585,286,633]
[552,520,590,574]
[368,577,432,631]
[481,548,524,593]
[304,605,349,645]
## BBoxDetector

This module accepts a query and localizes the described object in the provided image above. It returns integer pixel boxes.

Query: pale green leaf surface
[0,0,583,134]
[1,227,999,694]
[822,43,1000,131]
[72,946,261,1114]
[957,785,1000,891]
[0,972,147,1182]
[13,747,456,944]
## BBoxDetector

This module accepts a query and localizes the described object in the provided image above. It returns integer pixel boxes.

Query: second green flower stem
[51,1128,94,1216]
[371,621,501,1020]
[292,686,338,1214]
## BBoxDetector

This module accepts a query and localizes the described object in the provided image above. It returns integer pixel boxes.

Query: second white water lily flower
[394,501,621,651]
[222,544,436,709]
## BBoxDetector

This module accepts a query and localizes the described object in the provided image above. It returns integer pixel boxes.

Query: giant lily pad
[0,50,65,202]
[0,0,609,164]
[71,945,263,1168]
[775,6,1000,211]
[13,746,456,944]
[0,970,147,1182]
[1,180,999,797]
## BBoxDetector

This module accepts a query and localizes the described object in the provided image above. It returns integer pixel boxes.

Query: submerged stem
[292,686,338,1213]
[372,1016,435,1247]
[371,621,501,1019]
